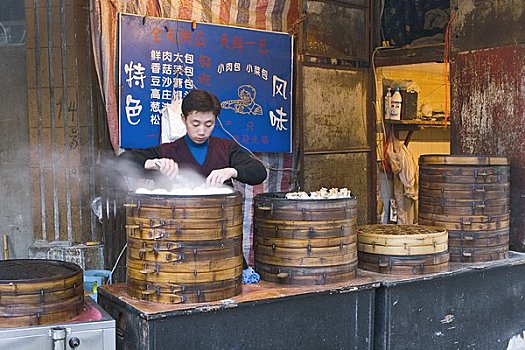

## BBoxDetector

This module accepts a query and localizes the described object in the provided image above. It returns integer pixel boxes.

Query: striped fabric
[89,0,298,264]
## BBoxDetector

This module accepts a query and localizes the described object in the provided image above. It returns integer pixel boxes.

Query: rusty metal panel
[304,0,369,60]
[302,66,368,152]
[303,153,369,224]
[451,0,525,53]
[450,45,525,249]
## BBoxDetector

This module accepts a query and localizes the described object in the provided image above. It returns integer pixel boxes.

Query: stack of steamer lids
[357,224,449,275]
[418,155,510,262]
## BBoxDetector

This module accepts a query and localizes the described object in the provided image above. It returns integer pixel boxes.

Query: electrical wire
[371,45,390,174]
[379,0,386,45]
[443,9,457,119]
[110,243,127,277]
[0,22,8,45]
[216,116,298,172]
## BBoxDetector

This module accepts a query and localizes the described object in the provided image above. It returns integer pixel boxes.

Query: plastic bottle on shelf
[384,87,392,120]
[390,87,402,120]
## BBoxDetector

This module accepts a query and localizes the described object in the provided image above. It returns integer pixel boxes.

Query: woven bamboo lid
[357,224,448,256]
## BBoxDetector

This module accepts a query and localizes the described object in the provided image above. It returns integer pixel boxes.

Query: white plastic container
[390,87,402,120]
[384,87,392,119]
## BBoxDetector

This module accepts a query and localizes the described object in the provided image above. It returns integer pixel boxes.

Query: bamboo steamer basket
[0,259,84,327]
[418,155,510,263]
[125,192,243,304]
[357,224,449,275]
[253,192,358,285]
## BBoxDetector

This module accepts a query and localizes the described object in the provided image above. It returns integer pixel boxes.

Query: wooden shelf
[386,119,449,129]
[385,118,449,146]
[374,44,445,67]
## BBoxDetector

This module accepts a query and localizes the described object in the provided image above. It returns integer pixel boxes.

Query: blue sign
[119,13,293,152]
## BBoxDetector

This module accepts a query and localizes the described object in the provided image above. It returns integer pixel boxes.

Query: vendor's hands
[206,168,238,186]
[144,158,179,179]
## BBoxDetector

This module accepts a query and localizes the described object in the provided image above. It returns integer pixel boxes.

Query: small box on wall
[400,90,418,120]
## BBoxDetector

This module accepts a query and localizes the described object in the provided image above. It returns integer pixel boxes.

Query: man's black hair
[182,89,221,117]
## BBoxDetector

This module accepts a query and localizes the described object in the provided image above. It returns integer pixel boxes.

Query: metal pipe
[50,326,67,350]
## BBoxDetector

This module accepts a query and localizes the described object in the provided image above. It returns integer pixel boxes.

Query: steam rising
[111,156,233,196]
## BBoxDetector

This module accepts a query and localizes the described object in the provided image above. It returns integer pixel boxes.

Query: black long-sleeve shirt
[119,136,267,187]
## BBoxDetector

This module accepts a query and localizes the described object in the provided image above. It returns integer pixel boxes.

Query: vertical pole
[3,235,8,260]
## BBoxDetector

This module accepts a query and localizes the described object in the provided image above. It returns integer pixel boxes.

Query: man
[120,89,266,283]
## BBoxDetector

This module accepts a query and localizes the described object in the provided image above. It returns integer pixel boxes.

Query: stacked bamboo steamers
[418,155,510,262]
[125,191,244,304]
[124,154,511,298]
[253,192,358,285]
[356,155,510,276]
[0,259,84,327]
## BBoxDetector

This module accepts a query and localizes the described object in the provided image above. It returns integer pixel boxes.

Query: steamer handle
[170,294,185,304]
[276,272,288,279]
[257,206,272,211]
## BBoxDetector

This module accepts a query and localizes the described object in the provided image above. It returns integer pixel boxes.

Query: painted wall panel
[305,1,368,60]
[451,45,525,248]
[451,0,525,53]
[303,66,368,151]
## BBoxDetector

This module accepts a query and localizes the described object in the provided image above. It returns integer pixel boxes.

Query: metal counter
[0,297,115,350]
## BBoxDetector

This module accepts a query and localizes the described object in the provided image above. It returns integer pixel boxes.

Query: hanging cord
[371,45,391,174]
[373,0,392,174]
[216,116,298,173]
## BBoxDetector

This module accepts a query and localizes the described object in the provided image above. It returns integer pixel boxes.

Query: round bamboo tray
[417,165,509,176]
[418,187,509,200]
[358,251,449,274]
[449,246,509,263]
[419,202,509,216]
[254,192,358,285]
[447,229,509,248]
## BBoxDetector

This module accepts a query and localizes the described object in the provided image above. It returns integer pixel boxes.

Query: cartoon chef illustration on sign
[221,84,263,116]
